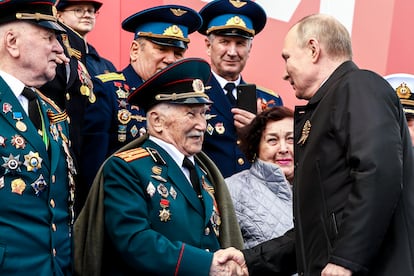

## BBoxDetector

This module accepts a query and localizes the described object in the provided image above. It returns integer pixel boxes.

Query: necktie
[182,157,202,198]
[21,87,42,131]
[224,82,236,106]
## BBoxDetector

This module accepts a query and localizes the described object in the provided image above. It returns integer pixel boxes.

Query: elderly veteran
[0,0,76,275]
[80,4,202,195]
[74,58,244,276]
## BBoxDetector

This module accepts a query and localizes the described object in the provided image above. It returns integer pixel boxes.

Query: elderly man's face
[131,39,186,81]
[11,22,64,87]
[158,104,209,156]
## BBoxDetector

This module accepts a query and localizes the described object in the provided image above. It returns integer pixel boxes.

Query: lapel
[143,140,205,216]
[0,78,50,170]
[206,76,234,121]
[197,165,214,225]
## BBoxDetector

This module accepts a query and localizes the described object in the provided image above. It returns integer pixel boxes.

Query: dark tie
[182,157,202,198]
[224,82,236,106]
[21,87,42,131]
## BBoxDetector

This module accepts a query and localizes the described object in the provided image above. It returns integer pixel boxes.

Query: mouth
[276,159,292,166]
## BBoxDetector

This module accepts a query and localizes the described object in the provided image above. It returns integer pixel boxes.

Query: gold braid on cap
[16,12,58,22]
[155,91,210,101]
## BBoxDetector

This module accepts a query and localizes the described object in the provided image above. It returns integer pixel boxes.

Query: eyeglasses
[64,8,99,18]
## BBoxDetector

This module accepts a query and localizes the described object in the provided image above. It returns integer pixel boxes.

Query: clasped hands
[209,247,248,276]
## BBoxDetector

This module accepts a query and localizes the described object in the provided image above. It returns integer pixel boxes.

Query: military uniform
[204,76,283,178]
[0,80,75,274]
[80,5,202,189]
[81,65,146,188]
[198,0,283,177]
[74,58,243,275]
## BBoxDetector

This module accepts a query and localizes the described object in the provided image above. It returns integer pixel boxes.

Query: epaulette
[115,147,150,162]
[96,72,126,83]
[257,86,280,98]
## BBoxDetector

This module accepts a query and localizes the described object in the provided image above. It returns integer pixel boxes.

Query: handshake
[209,247,248,276]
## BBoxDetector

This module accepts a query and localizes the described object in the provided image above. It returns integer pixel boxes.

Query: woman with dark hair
[225,106,294,249]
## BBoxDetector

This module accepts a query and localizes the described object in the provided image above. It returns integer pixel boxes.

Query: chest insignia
[298,119,311,146]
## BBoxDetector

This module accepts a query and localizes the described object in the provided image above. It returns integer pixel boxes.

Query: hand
[231,108,256,129]
[321,263,352,276]
[55,52,70,65]
[210,248,248,276]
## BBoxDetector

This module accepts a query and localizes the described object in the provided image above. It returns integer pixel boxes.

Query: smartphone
[237,84,257,114]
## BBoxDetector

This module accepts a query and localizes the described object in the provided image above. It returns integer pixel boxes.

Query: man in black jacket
[219,13,414,276]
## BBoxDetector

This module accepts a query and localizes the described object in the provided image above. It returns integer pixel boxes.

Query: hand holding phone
[237,84,257,114]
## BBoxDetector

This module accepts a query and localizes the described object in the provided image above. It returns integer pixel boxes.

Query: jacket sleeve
[243,228,296,275]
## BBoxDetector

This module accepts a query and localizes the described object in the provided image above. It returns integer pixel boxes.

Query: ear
[308,38,320,62]
[148,110,164,134]
[4,29,20,58]
[204,37,211,57]
[130,40,140,62]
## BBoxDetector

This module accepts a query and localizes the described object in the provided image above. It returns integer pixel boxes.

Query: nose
[52,36,64,54]
[283,71,290,81]
[164,50,178,65]
[226,43,237,56]
[278,139,289,153]
[195,114,207,131]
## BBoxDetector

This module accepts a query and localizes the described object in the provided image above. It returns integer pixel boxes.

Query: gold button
[237,158,244,165]
[50,199,55,208]
[204,227,210,235]
[66,93,70,101]
[52,223,57,232]
[236,139,241,145]
[52,248,57,256]
[52,175,56,183]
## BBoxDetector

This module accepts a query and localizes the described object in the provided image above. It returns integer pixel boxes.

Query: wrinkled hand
[210,248,248,276]
[321,263,352,276]
[55,52,70,65]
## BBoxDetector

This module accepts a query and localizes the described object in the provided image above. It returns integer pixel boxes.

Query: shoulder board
[96,72,126,83]
[115,147,150,162]
[257,86,280,98]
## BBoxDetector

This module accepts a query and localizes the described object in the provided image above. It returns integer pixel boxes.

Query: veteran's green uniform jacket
[0,78,75,275]
[74,135,243,276]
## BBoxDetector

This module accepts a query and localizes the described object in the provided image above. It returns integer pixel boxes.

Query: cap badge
[226,16,247,28]
[396,82,412,99]
[229,0,247,8]
[163,25,184,38]
[192,79,205,93]
[170,8,188,17]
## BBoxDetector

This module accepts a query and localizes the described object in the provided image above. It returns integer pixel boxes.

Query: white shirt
[212,71,241,99]
[0,70,29,115]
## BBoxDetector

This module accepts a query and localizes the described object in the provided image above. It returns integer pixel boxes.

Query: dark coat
[243,61,414,276]
[293,61,414,275]
[203,76,283,178]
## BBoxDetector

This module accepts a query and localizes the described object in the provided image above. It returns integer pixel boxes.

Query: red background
[88,0,414,108]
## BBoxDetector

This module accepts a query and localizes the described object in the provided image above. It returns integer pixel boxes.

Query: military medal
[146,181,156,197]
[157,183,169,198]
[0,136,6,147]
[11,178,26,195]
[206,123,214,135]
[13,112,27,132]
[159,199,171,222]
[31,174,48,196]
[2,153,22,174]
[298,120,311,146]
[169,186,177,200]
[151,166,162,175]
[11,134,26,149]
[118,109,132,124]
[24,151,43,172]
[215,122,225,135]
[151,174,167,183]
[80,84,90,96]
[3,102,12,113]
[130,125,138,137]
